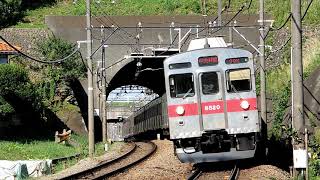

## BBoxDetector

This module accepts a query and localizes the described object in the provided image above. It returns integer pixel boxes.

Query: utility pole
[86,0,95,157]
[102,44,107,143]
[259,0,267,141]
[217,0,222,26]
[291,0,306,178]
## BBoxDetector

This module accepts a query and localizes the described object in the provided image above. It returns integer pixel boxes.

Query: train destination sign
[198,56,218,66]
[169,62,191,69]
[225,57,249,64]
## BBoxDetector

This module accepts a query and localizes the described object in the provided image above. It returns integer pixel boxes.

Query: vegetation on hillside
[1,0,320,177]
[0,64,41,121]
[0,0,317,28]
[0,37,86,137]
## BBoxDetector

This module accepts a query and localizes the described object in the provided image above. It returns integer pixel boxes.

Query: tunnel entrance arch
[106,56,168,97]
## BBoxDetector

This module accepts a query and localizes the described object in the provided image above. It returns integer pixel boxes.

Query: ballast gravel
[110,140,193,180]
[111,140,290,180]
[41,142,132,180]
[44,140,290,180]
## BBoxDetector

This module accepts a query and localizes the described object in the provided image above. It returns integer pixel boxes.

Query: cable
[92,1,135,38]
[0,35,80,64]
[90,27,119,57]
[265,0,314,59]
[152,33,179,56]
[211,3,247,35]
[78,50,93,74]
[302,0,314,20]
[265,37,291,60]
[264,13,291,40]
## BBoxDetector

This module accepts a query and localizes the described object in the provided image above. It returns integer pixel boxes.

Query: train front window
[169,73,195,98]
[201,72,219,95]
[226,69,251,92]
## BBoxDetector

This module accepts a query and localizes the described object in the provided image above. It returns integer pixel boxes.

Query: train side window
[226,69,251,92]
[201,72,219,95]
[169,73,195,98]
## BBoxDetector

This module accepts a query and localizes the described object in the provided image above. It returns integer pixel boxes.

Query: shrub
[0,64,42,120]
[0,0,23,28]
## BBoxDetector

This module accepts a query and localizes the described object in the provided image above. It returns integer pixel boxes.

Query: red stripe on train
[201,101,224,114]
[167,98,257,118]
[226,98,257,112]
[167,103,198,117]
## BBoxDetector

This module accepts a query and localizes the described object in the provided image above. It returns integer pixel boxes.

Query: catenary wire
[0,35,80,64]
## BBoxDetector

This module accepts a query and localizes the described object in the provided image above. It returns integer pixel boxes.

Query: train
[122,37,263,163]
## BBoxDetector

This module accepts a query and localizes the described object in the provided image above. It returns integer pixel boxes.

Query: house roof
[0,42,21,55]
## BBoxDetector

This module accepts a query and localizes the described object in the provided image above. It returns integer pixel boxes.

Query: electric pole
[102,45,107,143]
[86,0,95,157]
[259,0,267,142]
[217,0,222,26]
[291,0,306,178]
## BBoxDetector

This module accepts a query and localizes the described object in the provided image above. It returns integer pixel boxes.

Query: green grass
[0,135,117,160]
[0,140,77,160]
[12,0,320,28]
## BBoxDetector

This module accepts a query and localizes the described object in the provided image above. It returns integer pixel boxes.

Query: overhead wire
[265,0,314,60]
[0,35,80,64]
[263,13,292,40]
[179,0,235,48]
[211,0,252,35]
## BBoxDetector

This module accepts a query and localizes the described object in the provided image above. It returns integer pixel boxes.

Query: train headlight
[240,100,250,110]
[176,106,185,115]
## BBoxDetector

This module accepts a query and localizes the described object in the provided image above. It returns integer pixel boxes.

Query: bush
[0,64,42,119]
[37,36,86,81]
[309,129,320,177]
[35,36,86,111]
[0,64,29,95]
[0,0,23,28]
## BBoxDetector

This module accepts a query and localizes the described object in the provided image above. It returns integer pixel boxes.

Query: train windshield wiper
[230,83,238,93]
[182,88,193,99]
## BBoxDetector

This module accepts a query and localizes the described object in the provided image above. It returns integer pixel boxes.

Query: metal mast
[291,0,306,178]
[259,0,267,134]
[217,0,222,26]
[86,0,95,157]
[102,45,107,143]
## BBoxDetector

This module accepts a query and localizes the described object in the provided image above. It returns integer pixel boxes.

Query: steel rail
[228,164,240,180]
[60,142,137,180]
[93,141,157,179]
[187,168,202,180]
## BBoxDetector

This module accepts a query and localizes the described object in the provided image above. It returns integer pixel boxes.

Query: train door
[198,71,226,130]
[167,73,202,139]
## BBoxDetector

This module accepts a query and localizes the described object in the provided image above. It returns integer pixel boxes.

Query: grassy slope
[15,0,320,28]
[0,135,111,160]
[0,140,76,160]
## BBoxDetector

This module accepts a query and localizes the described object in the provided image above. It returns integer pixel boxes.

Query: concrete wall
[107,105,134,119]
[45,15,261,93]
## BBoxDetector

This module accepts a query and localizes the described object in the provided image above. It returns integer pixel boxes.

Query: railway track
[228,164,240,180]
[187,163,240,180]
[187,168,202,180]
[60,142,156,180]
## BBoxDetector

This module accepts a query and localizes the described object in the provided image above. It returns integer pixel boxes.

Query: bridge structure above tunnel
[45,15,263,140]
[45,15,261,100]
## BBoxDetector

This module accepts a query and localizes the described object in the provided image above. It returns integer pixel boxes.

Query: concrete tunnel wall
[45,15,261,103]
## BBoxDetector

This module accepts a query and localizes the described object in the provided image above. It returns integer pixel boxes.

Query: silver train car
[163,38,262,163]
[122,95,169,139]
[122,38,263,164]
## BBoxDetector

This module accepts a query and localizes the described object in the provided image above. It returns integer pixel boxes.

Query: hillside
[3,0,319,28]
[1,0,320,177]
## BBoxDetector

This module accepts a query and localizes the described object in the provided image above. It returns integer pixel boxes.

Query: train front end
[163,39,260,163]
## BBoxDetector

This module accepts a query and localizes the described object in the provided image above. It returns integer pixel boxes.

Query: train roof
[187,37,228,51]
